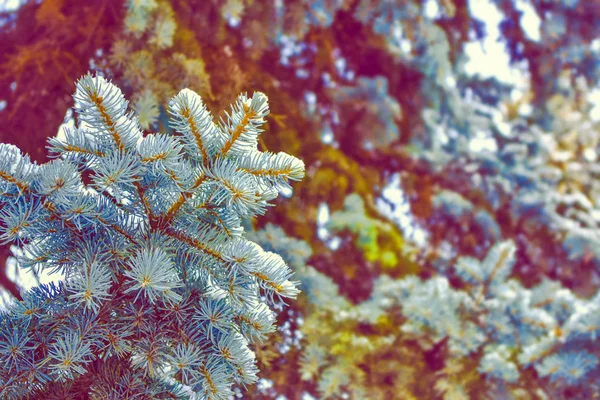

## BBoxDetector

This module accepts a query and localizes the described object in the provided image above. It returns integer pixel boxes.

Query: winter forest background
[1,0,600,398]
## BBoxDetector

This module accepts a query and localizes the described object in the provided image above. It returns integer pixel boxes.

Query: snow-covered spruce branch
[0,74,304,399]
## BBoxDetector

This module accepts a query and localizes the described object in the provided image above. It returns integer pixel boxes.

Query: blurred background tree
[2,0,600,398]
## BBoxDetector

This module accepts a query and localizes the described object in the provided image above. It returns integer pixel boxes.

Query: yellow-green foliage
[249,225,428,399]
[328,194,415,273]
[299,307,425,399]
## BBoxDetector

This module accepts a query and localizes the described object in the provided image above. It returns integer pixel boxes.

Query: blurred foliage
[327,193,415,272]
[251,227,600,399]
[2,0,600,398]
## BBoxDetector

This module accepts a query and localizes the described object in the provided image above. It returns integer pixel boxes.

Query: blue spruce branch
[0,73,304,399]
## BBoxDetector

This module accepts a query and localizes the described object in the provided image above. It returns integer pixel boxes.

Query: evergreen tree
[0,74,304,399]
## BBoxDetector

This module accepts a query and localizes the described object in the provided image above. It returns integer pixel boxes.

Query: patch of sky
[317,202,330,240]
[333,48,355,81]
[331,109,340,125]
[322,72,336,88]
[320,124,334,144]
[0,245,65,311]
[464,0,528,88]
[391,23,412,55]
[280,186,293,198]
[257,378,274,391]
[424,0,442,19]
[514,0,541,42]
[0,0,22,12]
[469,133,498,153]
[464,0,536,149]
[296,68,309,79]
[304,91,317,114]
[376,173,427,248]
[279,36,306,66]
[227,17,240,27]
[587,89,600,122]
[316,202,341,250]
